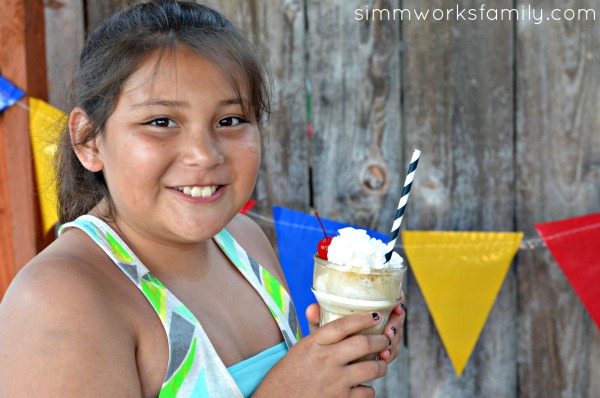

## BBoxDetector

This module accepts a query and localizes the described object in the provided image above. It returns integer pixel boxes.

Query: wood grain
[403,0,516,396]
[0,0,47,299]
[44,0,85,112]
[515,1,600,397]
[307,0,405,395]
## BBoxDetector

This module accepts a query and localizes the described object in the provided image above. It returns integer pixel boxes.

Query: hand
[254,312,390,397]
[306,290,406,365]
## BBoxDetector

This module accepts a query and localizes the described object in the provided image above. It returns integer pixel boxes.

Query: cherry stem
[315,212,328,239]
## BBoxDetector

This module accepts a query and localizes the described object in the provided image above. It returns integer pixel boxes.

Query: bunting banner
[402,230,523,376]
[0,75,25,112]
[273,206,387,336]
[240,199,256,215]
[535,212,600,330]
[29,98,66,234]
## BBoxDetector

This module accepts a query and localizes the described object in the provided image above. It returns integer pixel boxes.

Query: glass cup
[311,253,406,362]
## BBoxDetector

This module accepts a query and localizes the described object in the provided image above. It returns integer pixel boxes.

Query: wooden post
[0,0,47,299]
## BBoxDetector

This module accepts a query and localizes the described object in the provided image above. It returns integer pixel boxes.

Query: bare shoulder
[0,230,142,396]
[226,213,288,287]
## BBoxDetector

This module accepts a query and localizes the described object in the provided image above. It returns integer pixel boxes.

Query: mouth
[173,185,220,198]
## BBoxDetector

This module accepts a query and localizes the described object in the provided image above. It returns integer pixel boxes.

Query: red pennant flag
[240,199,256,215]
[535,213,600,329]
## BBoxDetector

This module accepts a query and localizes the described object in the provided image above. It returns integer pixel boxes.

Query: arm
[0,256,143,397]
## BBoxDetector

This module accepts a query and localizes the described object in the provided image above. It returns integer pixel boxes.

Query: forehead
[120,47,248,101]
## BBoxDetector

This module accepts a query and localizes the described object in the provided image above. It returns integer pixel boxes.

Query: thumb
[305,303,320,334]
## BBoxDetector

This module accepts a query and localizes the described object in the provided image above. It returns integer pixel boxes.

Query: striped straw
[385,149,421,263]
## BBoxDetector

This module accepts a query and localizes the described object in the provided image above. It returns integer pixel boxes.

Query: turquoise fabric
[227,342,288,397]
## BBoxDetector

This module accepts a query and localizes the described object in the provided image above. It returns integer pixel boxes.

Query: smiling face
[74,47,261,244]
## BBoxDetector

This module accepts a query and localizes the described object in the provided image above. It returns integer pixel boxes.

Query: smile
[174,185,219,198]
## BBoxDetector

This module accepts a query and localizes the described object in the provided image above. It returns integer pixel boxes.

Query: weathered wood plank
[403,0,516,396]
[307,1,405,395]
[85,0,129,32]
[45,0,85,112]
[515,1,600,397]
[0,0,47,299]
[308,0,404,233]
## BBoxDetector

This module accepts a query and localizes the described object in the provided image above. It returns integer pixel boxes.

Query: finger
[349,385,376,398]
[336,333,389,364]
[315,312,383,345]
[305,303,320,335]
[381,308,406,363]
[391,291,407,316]
[305,303,320,325]
[347,359,388,387]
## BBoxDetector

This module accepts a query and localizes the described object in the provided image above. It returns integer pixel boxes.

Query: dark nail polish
[372,312,380,321]
[391,326,397,336]
[388,338,392,346]
[400,302,406,311]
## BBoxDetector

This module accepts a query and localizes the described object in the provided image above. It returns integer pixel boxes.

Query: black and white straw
[385,149,421,263]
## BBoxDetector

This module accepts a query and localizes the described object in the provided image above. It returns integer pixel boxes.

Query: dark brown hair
[55,0,271,223]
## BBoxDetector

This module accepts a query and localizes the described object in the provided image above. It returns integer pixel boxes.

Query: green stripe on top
[215,230,248,273]
[141,278,167,322]
[106,231,135,263]
[262,269,286,316]
[159,337,198,398]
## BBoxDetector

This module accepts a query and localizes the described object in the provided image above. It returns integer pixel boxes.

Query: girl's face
[89,48,261,244]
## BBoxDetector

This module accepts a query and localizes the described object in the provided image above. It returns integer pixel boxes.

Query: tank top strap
[213,229,301,349]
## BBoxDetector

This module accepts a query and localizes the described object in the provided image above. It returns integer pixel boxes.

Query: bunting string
[245,209,600,251]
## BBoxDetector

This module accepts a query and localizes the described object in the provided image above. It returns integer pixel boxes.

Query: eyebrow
[130,98,245,110]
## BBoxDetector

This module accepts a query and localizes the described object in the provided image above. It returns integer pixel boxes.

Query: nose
[180,127,225,168]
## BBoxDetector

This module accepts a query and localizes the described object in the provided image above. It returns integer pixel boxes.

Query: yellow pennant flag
[29,98,66,234]
[402,230,523,376]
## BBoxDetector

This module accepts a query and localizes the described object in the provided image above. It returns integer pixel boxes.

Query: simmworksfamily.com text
[355,4,596,25]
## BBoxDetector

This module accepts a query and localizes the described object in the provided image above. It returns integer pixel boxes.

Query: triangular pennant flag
[29,98,66,234]
[402,231,523,376]
[535,213,600,330]
[240,199,256,214]
[0,75,25,112]
[273,206,387,336]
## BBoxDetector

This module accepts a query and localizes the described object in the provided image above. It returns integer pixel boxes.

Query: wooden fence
[1,0,599,396]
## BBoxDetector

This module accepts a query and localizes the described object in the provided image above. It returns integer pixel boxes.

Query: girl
[0,1,405,396]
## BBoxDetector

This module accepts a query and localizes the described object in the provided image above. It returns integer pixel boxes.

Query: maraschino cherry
[315,212,332,260]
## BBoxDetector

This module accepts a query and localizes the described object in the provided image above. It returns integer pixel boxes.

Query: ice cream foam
[327,227,404,269]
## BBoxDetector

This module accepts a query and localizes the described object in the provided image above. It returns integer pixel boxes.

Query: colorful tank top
[59,215,301,397]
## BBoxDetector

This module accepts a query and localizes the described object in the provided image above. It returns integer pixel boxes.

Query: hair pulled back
[55,0,270,223]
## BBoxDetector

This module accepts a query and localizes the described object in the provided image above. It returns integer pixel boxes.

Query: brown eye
[218,117,245,127]
[149,118,176,127]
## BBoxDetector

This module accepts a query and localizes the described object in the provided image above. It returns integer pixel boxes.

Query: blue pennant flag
[273,206,387,336]
[0,75,25,112]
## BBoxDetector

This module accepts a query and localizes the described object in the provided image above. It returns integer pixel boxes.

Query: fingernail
[388,338,392,346]
[372,312,380,321]
[391,326,397,336]
[400,302,406,311]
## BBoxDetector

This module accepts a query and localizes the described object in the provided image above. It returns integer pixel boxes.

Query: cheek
[234,135,261,168]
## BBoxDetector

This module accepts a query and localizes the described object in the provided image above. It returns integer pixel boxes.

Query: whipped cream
[327,227,402,269]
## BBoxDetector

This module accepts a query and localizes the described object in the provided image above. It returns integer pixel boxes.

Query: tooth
[201,186,213,197]
[210,186,217,194]
[183,187,192,195]
[190,186,202,197]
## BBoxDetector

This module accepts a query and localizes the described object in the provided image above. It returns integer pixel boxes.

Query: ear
[69,107,104,172]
